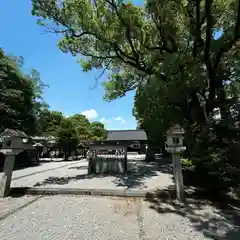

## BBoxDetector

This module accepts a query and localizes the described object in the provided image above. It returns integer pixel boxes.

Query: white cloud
[81,109,98,120]
[100,117,112,124]
[113,116,125,124]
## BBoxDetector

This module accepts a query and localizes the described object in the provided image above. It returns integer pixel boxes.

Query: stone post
[0,154,15,197]
[172,151,184,201]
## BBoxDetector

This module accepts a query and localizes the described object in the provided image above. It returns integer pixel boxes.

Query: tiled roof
[107,130,147,141]
[0,129,28,138]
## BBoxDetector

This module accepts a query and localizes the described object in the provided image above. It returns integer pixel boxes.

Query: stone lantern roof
[166,125,185,135]
[0,129,28,139]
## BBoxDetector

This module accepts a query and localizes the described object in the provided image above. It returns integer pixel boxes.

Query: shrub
[181,157,197,186]
[181,157,193,168]
[183,123,240,195]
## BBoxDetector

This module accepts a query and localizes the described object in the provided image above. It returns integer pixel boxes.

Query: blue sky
[0,0,142,130]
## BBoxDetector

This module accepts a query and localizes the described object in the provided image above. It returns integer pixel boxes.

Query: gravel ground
[1,195,238,240]
[0,195,41,220]
[11,160,83,180]
[10,156,173,191]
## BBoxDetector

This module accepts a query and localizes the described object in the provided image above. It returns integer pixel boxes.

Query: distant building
[107,130,147,153]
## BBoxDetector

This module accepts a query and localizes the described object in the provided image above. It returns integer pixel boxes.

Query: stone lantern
[165,125,186,153]
[0,129,28,197]
[165,125,185,201]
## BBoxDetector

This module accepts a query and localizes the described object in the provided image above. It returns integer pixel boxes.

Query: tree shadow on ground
[34,156,173,189]
[34,174,95,186]
[145,185,240,239]
[112,158,173,188]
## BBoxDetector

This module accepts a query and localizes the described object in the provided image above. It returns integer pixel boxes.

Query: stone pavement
[1,195,239,240]
[10,155,174,192]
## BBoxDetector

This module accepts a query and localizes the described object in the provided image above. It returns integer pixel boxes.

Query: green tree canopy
[31,0,240,126]
[67,114,107,141]
[31,2,240,121]
[88,121,107,140]
[38,109,64,136]
[57,117,78,159]
[0,48,47,135]
[67,114,90,140]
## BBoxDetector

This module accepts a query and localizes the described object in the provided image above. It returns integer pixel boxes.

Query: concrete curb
[10,187,153,198]
[8,188,240,215]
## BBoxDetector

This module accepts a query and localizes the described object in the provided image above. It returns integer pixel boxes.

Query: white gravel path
[11,160,83,180]
[0,195,40,219]
[1,195,238,239]
[10,156,173,191]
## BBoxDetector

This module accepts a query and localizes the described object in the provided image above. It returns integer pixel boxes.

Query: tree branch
[80,52,117,60]
[38,0,154,76]
[152,16,176,53]
[214,0,240,68]
[187,0,205,57]
[204,0,215,110]
[38,1,91,38]
[119,76,145,97]
[194,0,204,57]
[42,26,68,34]
[105,0,140,61]
[204,0,213,68]
[89,60,112,90]
[113,44,153,75]
[200,15,206,26]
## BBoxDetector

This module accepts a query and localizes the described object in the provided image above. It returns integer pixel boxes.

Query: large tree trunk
[217,78,232,124]
[64,148,68,161]
[145,144,156,162]
[145,130,156,162]
[68,148,71,160]
[189,92,205,123]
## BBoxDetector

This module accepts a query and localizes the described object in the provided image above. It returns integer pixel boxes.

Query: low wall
[88,144,127,174]
[89,156,126,174]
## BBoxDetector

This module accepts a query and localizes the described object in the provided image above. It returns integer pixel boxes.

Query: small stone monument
[0,129,28,197]
[165,125,186,201]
